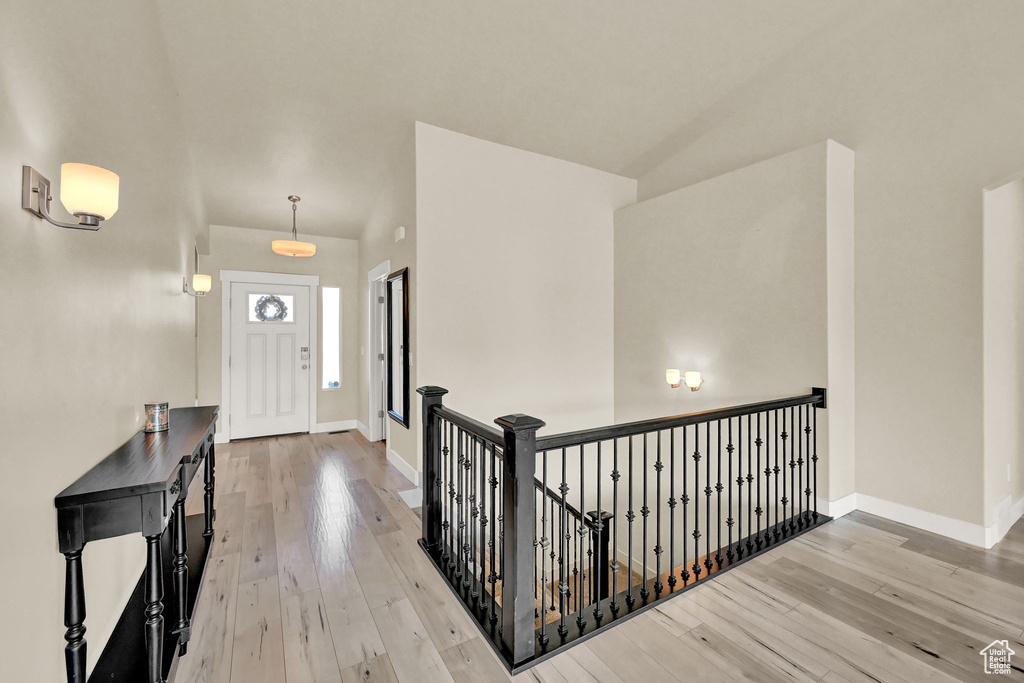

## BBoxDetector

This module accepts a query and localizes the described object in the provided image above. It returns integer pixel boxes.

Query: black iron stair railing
[417,386,829,674]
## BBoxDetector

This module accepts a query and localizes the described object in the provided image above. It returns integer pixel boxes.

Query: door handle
[302,364,308,370]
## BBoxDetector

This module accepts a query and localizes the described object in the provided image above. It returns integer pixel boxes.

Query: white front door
[229,281,311,439]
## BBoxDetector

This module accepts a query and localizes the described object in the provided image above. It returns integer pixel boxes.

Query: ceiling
[155,0,859,239]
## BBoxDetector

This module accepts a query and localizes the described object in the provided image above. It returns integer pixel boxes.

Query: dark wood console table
[55,406,219,683]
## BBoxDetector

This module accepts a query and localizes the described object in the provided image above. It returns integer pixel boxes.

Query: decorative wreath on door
[254,294,288,321]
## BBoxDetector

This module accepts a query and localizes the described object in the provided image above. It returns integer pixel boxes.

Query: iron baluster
[746,414,754,555]
[654,431,663,596]
[812,401,819,522]
[469,436,478,596]
[788,407,797,536]
[756,413,764,550]
[640,433,650,601]
[804,404,812,526]
[770,411,778,544]
[576,444,586,630]
[668,428,677,590]
[558,447,568,638]
[593,441,604,621]
[726,418,735,564]
[610,439,620,615]
[692,425,702,580]
[626,436,636,607]
[681,426,690,585]
[797,406,804,531]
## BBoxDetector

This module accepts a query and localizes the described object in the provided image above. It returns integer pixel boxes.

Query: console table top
[55,406,220,508]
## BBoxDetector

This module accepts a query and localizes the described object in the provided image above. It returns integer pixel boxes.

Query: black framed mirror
[386,267,410,428]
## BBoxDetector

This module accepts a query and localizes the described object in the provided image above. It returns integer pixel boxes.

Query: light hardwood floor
[173,431,1024,683]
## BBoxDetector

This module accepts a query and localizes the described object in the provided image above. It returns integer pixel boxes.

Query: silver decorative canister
[144,402,169,433]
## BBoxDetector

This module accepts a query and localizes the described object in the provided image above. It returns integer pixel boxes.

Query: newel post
[418,386,448,550]
[496,413,545,667]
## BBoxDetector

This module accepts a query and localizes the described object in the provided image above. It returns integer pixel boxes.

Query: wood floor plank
[343,514,406,609]
[647,596,703,637]
[438,636,511,683]
[339,653,399,683]
[586,621,685,682]
[231,576,287,683]
[742,558,986,681]
[209,491,246,558]
[172,552,241,683]
[616,613,732,682]
[275,522,321,599]
[370,599,455,683]
[239,503,279,583]
[786,602,963,683]
[700,582,914,683]
[280,589,343,683]
[348,478,401,536]
[375,530,477,651]
[680,623,795,683]
[674,587,828,682]
[543,644,626,683]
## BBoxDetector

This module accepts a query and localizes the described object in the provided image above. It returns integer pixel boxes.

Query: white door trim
[367,260,390,442]
[220,269,320,441]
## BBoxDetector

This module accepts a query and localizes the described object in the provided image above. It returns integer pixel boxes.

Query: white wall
[416,123,636,442]
[197,224,361,432]
[632,2,1024,527]
[983,178,1024,533]
[0,2,206,679]
[358,132,418,472]
[614,140,855,505]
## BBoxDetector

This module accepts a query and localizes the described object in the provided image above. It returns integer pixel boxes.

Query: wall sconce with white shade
[22,163,119,230]
[684,371,703,391]
[272,195,317,257]
[667,369,703,391]
[183,273,212,297]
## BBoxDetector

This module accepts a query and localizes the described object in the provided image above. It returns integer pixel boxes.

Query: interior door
[229,281,311,439]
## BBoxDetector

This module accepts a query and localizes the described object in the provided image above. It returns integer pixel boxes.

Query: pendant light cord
[292,200,298,240]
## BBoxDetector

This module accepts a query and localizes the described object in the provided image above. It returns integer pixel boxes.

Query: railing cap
[495,414,546,433]
[416,385,449,398]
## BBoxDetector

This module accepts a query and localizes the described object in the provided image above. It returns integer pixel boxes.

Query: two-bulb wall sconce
[666,369,703,391]
[22,163,119,230]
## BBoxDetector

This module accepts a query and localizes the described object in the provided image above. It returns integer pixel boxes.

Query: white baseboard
[984,493,1024,548]
[855,493,991,548]
[819,493,857,519]
[315,419,358,433]
[387,447,420,487]
[356,420,371,441]
[397,487,423,509]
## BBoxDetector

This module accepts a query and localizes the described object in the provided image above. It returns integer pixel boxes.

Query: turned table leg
[203,443,216,538]
[172,470,190,656]
[63,549,86,683]
[144,533,165,683]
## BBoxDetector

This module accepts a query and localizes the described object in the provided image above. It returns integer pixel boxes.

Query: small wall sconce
[22,163,119,230]
[667,369,703,391]
[183,274,212,297]
[684,372,703,391]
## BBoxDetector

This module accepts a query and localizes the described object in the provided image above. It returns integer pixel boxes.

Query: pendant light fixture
[272,195,317,257]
